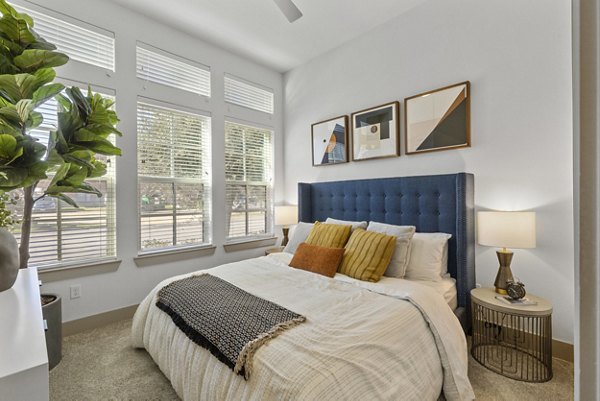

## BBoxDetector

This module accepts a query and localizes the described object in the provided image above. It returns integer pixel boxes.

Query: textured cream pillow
[325,218,368,231]
[367,222,416,278]
[283,222,314,254]
[404,232,452,282]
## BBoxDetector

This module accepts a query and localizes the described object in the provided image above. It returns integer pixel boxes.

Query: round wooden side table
[470,287,553,382]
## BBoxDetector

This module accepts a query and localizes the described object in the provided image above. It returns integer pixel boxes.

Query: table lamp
[275,205,298,246]
[477,211,536,294]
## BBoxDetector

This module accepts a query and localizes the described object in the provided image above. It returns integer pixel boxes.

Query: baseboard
[553,339,574,362]
[62,304,139,337]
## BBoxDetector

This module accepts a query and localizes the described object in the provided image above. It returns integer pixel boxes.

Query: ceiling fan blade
[273,0,303,23]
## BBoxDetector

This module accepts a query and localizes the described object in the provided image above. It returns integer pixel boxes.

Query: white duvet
[132,253,474,401]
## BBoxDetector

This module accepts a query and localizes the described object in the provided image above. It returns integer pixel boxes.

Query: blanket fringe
[234,316,307,379]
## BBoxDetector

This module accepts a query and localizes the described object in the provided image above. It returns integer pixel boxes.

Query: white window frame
[224,74,275,115]
[224,118,274,242]
[21,80,118,269]
[11,1,116,71]
[136,42,211,97]
[136,97,213,254]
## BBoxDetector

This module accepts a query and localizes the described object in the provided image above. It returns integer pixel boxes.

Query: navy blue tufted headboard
[298,173,475,331]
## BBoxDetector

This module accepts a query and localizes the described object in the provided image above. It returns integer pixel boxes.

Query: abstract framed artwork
[351,101,400,161]
[311,115,349,166]
[404,81,471,155]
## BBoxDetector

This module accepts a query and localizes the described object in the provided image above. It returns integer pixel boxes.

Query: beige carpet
[50,319,574,401]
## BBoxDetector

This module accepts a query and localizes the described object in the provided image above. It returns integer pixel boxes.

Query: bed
[132,173,475,401]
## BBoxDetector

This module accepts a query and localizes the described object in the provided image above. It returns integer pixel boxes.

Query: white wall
[283,0,574,342]
[17,0,284,322]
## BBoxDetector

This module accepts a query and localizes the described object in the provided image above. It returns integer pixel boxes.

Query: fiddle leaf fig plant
[0,0,122,268]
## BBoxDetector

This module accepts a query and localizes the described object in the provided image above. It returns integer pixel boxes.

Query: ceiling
[109,0,427,72]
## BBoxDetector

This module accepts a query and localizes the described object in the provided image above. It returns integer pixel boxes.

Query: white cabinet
[0,268,49,401]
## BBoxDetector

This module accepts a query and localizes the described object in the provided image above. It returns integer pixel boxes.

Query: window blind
[137,45,211,97]
[10,91,117,267]
[13,4,115,71]
[137,101,212,251]
[224,121,273,239]
[224,75,274,114]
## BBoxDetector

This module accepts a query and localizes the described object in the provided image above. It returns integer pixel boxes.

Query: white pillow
[283,222,314,254]
[367,222,416,278]
[404,232,452,282]
[325,218,368,231]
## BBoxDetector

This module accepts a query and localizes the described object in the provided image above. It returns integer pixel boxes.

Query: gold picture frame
[404,81,471,155]
[351,101,400,161]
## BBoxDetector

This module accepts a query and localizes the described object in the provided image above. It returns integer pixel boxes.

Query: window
[13,4,115,71]
[136,44,211,97]
[225,121,273,240]
[137,101,212,252]
[224,74,274,114]
[11,89,117,267]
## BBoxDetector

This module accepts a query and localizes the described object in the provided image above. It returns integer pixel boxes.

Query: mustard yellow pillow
[339,228,397,282]
[305,221,352,248]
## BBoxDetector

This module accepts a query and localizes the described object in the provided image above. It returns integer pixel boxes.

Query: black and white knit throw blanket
[156,274,306,379]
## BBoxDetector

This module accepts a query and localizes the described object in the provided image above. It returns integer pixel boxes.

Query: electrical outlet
[70,284,81,299]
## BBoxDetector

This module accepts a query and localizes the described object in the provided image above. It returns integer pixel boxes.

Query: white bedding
[404,276,457,310]
[132,253,474,401]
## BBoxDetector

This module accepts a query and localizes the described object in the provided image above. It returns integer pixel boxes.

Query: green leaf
[0,166,27,189]
[73,128,97,142]
[0,68,56,103]
[66,86,91,120]
[15,98,32,122]
[75,137,122,156]
[0,105,20,125]
[14,49,69,72]
[26,110,42,129]
[0,14,36,45]
[62,165,88,186]
[0,133,17,159]
[47,161,69,189]
[48,193,78,208]
[0,0,34,27]
[32,82,63,108]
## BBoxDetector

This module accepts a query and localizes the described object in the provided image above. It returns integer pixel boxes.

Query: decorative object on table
[351,101,399,161]
[506,279,527,300]
[477,211,536,294]
[0,193,19,292]
[311,115,348,166]
[471,287,552,382]
[405,81,470,154]
[274,205,298,246]
[0,0,123,269]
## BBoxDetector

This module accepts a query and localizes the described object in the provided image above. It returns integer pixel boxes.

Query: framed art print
[405,81,470,155]
[311,115,349,166]
[351,101,400,161]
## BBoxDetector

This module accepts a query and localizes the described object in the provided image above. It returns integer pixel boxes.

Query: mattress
[406,277,458,310]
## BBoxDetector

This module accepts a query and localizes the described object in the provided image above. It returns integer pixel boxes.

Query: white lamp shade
[275,205,298,226]
[477,211,536,249]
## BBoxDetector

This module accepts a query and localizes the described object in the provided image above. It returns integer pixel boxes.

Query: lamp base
[281,227,290,247]
[494,249,514,294]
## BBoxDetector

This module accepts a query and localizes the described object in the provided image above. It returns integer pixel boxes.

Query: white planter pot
[0,228,19,292]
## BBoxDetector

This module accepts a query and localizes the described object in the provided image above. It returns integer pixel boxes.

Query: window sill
[39,259,122,283]
[223,236,277,252]
[134,245,217,267]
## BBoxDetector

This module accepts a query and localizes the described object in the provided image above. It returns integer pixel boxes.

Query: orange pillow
[289,243,345,278]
